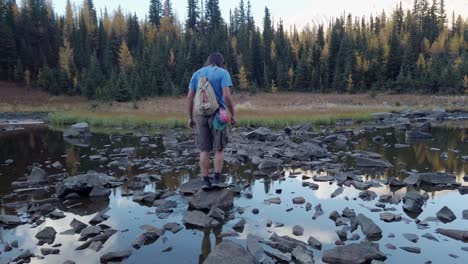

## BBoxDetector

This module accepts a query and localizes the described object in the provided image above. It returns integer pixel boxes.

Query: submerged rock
[100,250,132,263]
[204,241,255,264]
[354,157,393,169]
[0,214,23,226]
[403,233,419,243]
[322,243,386,264]
[399,247,421,254]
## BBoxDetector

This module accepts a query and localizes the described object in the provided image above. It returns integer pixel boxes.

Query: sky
[54,0,468,29]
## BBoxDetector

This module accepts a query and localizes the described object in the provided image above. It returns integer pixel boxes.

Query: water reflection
[0,126,467,263]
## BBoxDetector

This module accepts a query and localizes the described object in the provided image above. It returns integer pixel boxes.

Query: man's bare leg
[200,151,212,190]
[214,150,224,174]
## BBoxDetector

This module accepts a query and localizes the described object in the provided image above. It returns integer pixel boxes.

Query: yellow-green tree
[118,41,134,73]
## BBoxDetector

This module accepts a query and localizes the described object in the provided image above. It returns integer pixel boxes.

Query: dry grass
[1,83,467,128]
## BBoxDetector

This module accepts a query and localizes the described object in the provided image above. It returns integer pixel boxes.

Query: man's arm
[223,87,236,125]
[187,89,196,128]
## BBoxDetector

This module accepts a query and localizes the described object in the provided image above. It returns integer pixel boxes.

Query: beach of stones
[0,108,468,263]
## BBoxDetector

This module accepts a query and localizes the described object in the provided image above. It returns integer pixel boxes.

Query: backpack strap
[208,66,218,81]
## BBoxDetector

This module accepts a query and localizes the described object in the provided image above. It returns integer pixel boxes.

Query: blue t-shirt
[189,66,233,109]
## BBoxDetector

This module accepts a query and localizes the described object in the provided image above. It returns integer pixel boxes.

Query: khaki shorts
[195,115,229,152]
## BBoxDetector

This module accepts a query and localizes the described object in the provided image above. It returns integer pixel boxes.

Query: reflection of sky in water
[0,126,467,263]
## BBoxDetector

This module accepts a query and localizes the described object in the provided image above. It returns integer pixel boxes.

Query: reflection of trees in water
[355,127,467,179]
[65,144,80,176]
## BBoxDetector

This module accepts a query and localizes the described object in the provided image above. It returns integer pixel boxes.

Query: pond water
[0,125,467,264]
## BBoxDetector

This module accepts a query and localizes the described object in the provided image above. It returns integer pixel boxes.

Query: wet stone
[330,187,344,198]
[291,245,314,264]
[292,196,306,204]
[100,250,132,263]
[322,243,386,264]
[435,228,468,242]
[400,247,421,254]
[204,241,255,264]
[403,192,424,213]
[188,189,234,210]
[385,244,397,250]
[312,204,324,220]
[436,206,457,223]
[70,218,87,233]
[182,210,219,229]
[35,227,57,244]
[356,214,382,239]
[403,233,419,243]
[0,214,23,226]
[41,248,60,255]
[232,218,246,232]
[307,236,322,250]
[292,225,304,236]
[163,222,182,233]
[79,226,102,240]
[264,197,281,205]
[380,212,402,222]
[421,233,439,242]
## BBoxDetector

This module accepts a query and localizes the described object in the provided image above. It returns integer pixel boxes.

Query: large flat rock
[204,241,255,264]
[322,243,386,264]
[188,189,234,210]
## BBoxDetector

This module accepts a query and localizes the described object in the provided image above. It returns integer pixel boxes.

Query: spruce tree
[149,0,162,26]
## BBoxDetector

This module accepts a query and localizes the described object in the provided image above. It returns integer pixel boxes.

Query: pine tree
[186,0,199,31]
[163,0,173,17]
[149,0,162,26]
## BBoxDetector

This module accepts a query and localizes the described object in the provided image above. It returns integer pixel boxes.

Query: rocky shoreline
[0,108,467,263]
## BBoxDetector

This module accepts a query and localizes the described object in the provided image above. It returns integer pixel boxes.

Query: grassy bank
[2,84,467,129]
[48,111,375,129]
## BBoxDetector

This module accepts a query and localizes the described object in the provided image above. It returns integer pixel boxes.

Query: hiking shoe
[211,176,227,188]
[202,177,212,190]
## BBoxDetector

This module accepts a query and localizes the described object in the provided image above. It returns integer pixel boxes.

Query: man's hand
[231,115,237,126]
[188,118,196,129]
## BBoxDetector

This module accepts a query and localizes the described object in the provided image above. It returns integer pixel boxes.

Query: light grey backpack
[194,67,219,116]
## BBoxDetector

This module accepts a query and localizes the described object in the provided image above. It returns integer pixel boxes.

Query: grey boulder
[356,214,382,239]
[183,210,219,229]
[204,241,255,264]
[322,243,386,264]
[402,192,424,212]
[436,206,457,223]
[188,189,234,210]
[55,172,121,197]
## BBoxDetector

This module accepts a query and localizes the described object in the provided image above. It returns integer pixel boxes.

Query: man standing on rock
[187,53,236,190]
